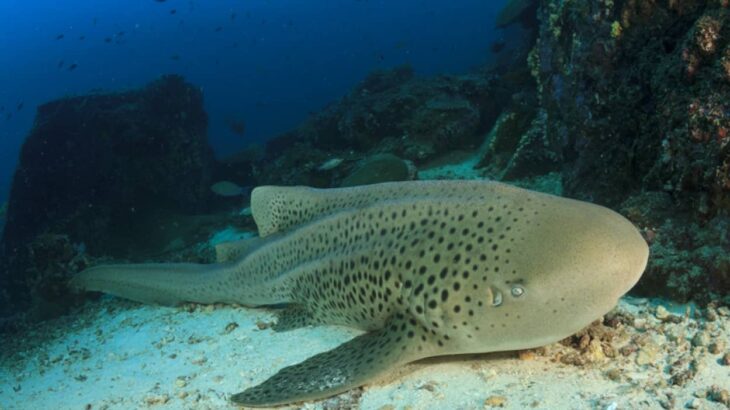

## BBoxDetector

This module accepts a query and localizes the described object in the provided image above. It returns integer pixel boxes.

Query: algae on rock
[476,109,560,180]
[340,153,415,187]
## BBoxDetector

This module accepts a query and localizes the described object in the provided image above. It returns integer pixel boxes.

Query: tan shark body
[70,180,649,407]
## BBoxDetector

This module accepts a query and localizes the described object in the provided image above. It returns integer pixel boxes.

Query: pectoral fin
[231,315,425,407]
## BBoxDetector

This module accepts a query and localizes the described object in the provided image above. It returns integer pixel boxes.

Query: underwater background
[0,0,503,203]
[1,0,729,409]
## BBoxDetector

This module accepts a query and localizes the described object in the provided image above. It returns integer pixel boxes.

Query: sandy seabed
[0,295,728,410]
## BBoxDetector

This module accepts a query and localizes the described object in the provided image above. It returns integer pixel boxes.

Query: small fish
[79,35,86,40]
[68,63,78,71]
[170,54,181,61]
[230,12,237,21]
[16,102,23,111]
[317,158,344,171]
[55,34,64,40]
[5,113,12,121]
[104,37,112,43]
[211,181,249,197]
[214,26,223,32]
[58,60,65,69]
[170,9,176,14]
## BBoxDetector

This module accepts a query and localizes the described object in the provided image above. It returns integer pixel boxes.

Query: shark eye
[511,286,524,297]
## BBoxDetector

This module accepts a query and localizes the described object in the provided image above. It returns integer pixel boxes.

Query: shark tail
[69,262,254,306]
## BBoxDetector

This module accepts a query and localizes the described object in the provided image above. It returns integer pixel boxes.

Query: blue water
[0,0,506,202]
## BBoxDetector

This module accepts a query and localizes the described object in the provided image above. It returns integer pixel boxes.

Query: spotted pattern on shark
[70,180,649,407]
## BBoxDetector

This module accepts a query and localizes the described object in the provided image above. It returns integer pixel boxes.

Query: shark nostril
[492,288,503,306]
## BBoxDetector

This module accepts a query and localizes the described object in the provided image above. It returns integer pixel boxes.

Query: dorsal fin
[251,180,512,237]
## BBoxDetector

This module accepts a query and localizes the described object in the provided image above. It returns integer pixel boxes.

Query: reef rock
[0,75,216,319]
[254,65,503,187]
[532,1,729,213]
[525,0,730,301]
[340,153,415,187]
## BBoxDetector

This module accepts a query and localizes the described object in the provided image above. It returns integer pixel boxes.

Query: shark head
[464,192,649,352]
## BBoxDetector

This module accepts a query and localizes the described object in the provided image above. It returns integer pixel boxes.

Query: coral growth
[532,1,730,213]
[621,192,730,303]
[643,217,730,303]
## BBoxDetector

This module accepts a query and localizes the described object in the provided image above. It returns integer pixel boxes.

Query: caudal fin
[69,263,230,306]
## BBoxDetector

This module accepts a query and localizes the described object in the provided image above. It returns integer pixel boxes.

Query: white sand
[1,296,728,410]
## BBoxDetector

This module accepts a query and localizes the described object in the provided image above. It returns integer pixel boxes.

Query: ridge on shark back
[70,180,649,407]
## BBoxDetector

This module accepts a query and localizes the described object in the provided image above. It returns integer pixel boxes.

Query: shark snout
[605,212,649,295]
[565,203,650,304]
[539,201,650,333]
[530,199,650,315]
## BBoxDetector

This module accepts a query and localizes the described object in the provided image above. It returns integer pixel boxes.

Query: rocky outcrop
[532,0,729,213]
[0,75,217,320]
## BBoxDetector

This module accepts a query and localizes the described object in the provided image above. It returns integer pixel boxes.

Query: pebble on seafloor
[484,395,507,407]
[722,352,730,366]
